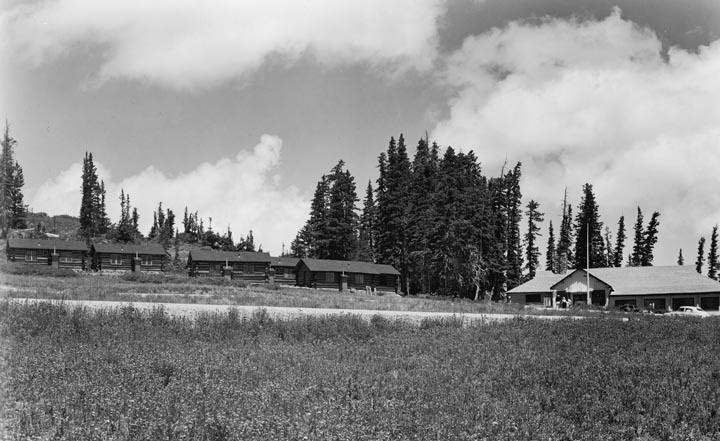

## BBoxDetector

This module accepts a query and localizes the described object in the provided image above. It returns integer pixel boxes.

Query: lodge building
[6,238,88,270]
[508,266,720,311]
[187,249,271,282]
[296,258,400,293]
[91,242,166,273]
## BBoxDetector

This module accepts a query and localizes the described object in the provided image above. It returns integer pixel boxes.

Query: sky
[2,0,720,264]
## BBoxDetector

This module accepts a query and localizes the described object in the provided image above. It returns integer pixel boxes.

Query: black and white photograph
[2,0,720,438]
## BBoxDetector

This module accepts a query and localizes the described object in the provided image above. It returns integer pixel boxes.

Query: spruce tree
[573,183,604,269]
[677,249,684,265]
[0,121,27,235]
[307,175,330,258]
[325,160,358,260]
[604,226,613,267]
[556,189,573,273]
[696,237,706,274]
[708,225,718,279]
[630,207,644,267]
[640,211,660,266]
[523,200,544,279]
[505,163,523,289]
[545,220,556,272]
[357,181,375,262]
[612,216,626,267]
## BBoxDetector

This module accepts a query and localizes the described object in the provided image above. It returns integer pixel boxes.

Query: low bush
[0,263,78,277]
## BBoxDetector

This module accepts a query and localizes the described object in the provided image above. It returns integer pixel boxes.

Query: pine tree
[630,207,644,267]
[612,216,626,267]
[556,189,573,273]
[573,183,604,269]
[603,226,613,267]
[708,225,718,279]
[545,220,556,272]
[98,180,109,234]
[183,207,190,234]
[505,163,523,289]
[0,121,27,235]
[677,249,684,265]
[640,211,660,266]
[307,175,330,258]
[523,200,544,279]
[357,181,375,262]
[696,237,706,274]
[173,228,180,264]
[325,160,359,260]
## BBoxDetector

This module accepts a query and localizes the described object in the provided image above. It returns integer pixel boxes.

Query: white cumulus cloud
[432,8,720,265]
[1,0,442,89]
[30,135,308,255]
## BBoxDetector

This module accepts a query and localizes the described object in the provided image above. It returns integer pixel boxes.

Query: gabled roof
[7,238,88,252]
[507,271,568,294]
[510,266,720,296]
[270,257,300,267]
[300,258,400,276]
[92,242,166,255]
[188,249,271,263]
[585,266,720,295]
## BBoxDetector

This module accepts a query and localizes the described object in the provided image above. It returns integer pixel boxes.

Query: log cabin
[6,238,88,270]
[91,242,166,273]
[270,257,300,285]
[187,249,271,282]
[296,258,400,293]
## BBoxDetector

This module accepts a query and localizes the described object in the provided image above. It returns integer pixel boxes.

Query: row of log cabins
[5,238,400,292]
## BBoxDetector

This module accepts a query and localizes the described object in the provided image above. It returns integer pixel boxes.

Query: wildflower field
[2,302,719,440]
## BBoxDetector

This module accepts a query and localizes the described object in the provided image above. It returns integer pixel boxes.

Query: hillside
[25,212,81,239]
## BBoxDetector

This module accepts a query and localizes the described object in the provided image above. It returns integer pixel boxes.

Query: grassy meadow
[2,301,720,440]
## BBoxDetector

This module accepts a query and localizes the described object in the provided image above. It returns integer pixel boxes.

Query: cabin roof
[7,238,88,252]
[300,258,400,275]
[92,242,166,255]
[189,249,271,263]
[507,271,568,294]
[270,257,300,267]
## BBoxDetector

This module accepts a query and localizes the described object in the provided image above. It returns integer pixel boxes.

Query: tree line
[291,134,665,298]
[0,121,27,236]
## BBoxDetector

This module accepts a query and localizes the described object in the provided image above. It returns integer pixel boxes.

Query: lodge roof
[188,249,271,263]
[7,238,88,252]
[92,242,166,255]
[506,271,568,294]
[300,258,400,276]
[270,257,300,267]
[509,265,720,296]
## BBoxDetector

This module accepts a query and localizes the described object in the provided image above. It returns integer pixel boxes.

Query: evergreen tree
[708,225,718,279]
[98,180,109,234]
[677,248,684,265]
[696,237,706,274]
[573,184,605,269]
[640,211,660,266]
[325,160,359,260]
[290,225,310,257]
[357,181,375,262]
[183,207,190,234]
[173,228,180,264]
[545,220,556,272]
[505,163,523,289]
[556,189,573,273]
[612,216,626,267]
[603,226,613,267]
[307,175,330,258]
[0,121,27,235]
[629,207,644,266]
[523,200,544,279]
[79,152,99,239]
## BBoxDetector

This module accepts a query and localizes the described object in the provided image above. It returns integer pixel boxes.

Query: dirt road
[9,298,592,325]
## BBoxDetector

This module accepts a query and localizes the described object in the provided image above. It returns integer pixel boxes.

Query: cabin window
[355,274,364,285]
[325,272,335,283]
[110,254,122,265]
[25,250,37,262]
[525,294,542,303]
[141,255,153,265]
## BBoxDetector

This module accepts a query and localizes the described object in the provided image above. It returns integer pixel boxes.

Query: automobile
[616,304,639,313]
[667,306,710,317]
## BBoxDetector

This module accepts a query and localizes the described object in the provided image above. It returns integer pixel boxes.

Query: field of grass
[2,302,719,440]
[0,267,586,315]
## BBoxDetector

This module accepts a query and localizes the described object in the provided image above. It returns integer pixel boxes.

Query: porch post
[551,290,557,309]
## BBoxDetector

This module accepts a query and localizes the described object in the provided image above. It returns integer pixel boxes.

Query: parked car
[667,306,710,317]
[616,304,639,313]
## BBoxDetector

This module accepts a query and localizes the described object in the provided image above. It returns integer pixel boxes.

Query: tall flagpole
[586,223,590,305]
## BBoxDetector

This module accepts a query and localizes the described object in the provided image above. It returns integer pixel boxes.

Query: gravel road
[9,298,591,325]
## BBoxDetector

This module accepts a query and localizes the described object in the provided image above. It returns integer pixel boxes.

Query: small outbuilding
[6,238,88,270]
[270,257,300,285]
[91,242,166,273]
[508,266,720,311]
[187,250,271,282]
[296,258,400,293]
